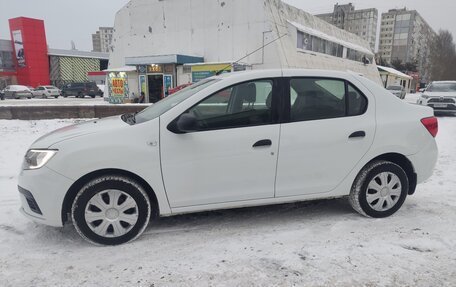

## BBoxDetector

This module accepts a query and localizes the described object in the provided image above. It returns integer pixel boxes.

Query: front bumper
[419,98,456,113]
[18,166,75,227]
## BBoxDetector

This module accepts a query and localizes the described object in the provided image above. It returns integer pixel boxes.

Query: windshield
[134,78,220,124]
[387,86,402,91]
[426,82,456,92]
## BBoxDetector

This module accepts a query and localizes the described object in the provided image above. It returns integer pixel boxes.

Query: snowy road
[0,112,455,286]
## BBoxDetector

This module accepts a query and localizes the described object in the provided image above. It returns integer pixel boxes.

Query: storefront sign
[147,64,162,73]
[108,72,129,104]
[191,63,231,82]
[111,78,125,96]
[12,30,26,68]
[164,74,173,97]
[139,75,147,97]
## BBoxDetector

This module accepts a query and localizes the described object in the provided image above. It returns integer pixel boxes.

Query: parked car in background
[61,82,102,98]
[31,86,61,98]
[18,69,438,245]
[386,85,406,99]
[96,84,105,97]
[2,85,33,99]
[418,81,456,115]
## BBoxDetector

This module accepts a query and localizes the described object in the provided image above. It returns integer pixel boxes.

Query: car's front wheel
[349,160,409,218]
[71,175,151,245]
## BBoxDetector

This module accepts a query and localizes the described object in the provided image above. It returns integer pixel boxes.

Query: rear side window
[347,84,367,116]
[289,78,367,122]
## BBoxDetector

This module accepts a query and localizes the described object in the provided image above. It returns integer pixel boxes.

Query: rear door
[275,75,376,197]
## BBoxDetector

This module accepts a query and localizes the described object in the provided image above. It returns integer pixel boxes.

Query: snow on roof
[287,20,373,56]
[48,48,109,60]
[377,65,413,79]
[103,66,137,72]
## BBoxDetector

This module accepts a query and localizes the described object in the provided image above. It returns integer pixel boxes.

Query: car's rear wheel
[349,160,409,218]
[71,175,151,245]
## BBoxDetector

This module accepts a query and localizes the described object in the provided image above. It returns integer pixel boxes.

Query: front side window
[135,78,219,124]
[289,78,367,122]
[185,80,274,131]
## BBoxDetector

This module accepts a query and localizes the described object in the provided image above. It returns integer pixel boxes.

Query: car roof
[9,85,28,88]
[431,81,456,84]
[212,68,358,81]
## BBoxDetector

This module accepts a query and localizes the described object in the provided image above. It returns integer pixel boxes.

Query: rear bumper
[18,166,75,227]
[407,137,438,184]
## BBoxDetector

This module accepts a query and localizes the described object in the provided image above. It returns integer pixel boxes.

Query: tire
[71,175,151,245]
[54,95,59,98]
[349,160,409,218]
[90,95,95,98]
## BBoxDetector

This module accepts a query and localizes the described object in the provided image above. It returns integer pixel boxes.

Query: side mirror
[167,113,198,134]
[419,88,425,93]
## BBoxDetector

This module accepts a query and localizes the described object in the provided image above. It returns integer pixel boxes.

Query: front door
[275,76,376,197]
[160,79,280,208]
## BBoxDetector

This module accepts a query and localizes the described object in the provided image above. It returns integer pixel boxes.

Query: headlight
[421,94,430,99]
[22,149,57,170]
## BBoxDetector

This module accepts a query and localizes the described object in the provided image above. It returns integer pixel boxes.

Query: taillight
[421,117,438,137]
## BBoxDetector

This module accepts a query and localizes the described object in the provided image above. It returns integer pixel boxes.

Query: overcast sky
[0,0,455,51]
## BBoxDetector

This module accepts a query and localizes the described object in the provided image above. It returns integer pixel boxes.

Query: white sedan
[18,69,438,245]
[31,86,61,98]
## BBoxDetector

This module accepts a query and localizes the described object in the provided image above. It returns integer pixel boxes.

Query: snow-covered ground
[0,97,108,106]
[0,113,455,286]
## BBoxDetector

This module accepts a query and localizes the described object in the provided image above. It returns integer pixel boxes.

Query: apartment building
[378,8,436,81]
[316,3,378,51]
[92,27,114,53]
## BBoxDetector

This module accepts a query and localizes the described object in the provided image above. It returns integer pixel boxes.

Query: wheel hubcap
[85,190,139,238]
[366,172,402,212]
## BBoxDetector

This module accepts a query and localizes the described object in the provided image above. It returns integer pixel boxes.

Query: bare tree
[430,30,456,81]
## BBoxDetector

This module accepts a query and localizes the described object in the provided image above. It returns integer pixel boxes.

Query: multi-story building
[316,3,378,51]
[92,27,114,53]
[378,8,436,82]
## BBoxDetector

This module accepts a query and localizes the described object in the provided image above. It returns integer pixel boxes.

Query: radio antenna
[215,33,288,75]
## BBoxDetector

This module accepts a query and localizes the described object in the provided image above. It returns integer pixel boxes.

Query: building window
[297,31,366,63]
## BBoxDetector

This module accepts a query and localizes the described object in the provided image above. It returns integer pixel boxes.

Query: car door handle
[349,131,366,138]
[253,139,272,148]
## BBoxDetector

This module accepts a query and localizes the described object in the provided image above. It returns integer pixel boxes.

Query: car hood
[31,116,127,148]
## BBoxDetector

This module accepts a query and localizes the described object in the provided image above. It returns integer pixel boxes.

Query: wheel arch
[364,153,417,195]
[61,168,160,224]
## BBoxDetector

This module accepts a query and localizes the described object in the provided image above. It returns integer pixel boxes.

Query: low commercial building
[48,49,108,87]
[108,0,381,103]
[378,65,413,92]
[0,39,16,89]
